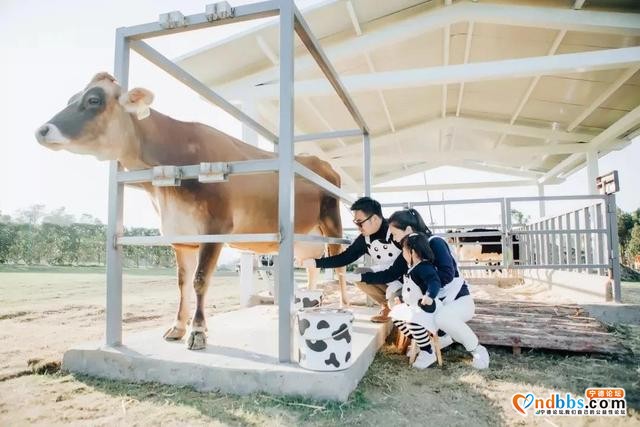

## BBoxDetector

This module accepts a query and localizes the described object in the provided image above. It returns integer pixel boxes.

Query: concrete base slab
[63,306,390,402]
[582,303,640,325]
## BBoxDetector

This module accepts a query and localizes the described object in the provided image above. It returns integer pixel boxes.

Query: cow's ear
[119,88,154,120]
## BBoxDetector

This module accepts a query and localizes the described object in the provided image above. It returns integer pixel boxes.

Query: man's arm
[360,255,407,284]
[315,235,367,269]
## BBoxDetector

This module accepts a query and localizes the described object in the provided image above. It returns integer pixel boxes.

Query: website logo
[511,388,626,417]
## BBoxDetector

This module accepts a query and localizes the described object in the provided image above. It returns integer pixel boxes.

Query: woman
[352,208,490,370]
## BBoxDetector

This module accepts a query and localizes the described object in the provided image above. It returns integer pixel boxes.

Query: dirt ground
[0,266,638,426]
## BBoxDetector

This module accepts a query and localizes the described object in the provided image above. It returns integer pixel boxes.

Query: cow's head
[35,72,154,160]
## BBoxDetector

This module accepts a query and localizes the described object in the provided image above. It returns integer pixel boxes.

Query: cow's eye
[87,96,102,106]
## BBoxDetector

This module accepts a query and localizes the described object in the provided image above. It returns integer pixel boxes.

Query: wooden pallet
[470,299,629,355]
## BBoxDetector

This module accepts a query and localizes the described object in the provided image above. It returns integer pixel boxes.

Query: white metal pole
[363,133,371,196]
[239,251,254,307]
[537,183,546,217]
[606,194,622,302]
[277,0,295,363]
[586,151,599,195]
[106,29,128,346]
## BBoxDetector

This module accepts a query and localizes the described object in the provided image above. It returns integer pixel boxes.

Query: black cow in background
[449,228,520,274]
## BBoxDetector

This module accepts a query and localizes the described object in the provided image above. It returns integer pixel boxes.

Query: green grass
[0,264,175,276]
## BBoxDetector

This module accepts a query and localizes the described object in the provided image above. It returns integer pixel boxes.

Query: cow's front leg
[306,266,319,290]
[187,243,222,350]
[164,245,197,341]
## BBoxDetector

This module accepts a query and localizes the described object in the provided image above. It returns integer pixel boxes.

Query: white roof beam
[293,5,369,133]
[216,2,640,95]
[238,46,640,98]
[256,35,278,65]
[363,54,395,132]
[373,163,438,186]
[373,179,546,193]
[442,24,450,119]
[345,0,362,36]
[538,154,584,184]
[590,103,640,151]
[363,53,404,166]
[526,61,636,172]
[326,116,621,158]
[332,142,608,167]
[494,29,566,148]
[535,102,640,182]
[462,160,545,179]
[455,21,474,118]
[303,97,346,147]
[567,66,640,132]
[260,102,361,192]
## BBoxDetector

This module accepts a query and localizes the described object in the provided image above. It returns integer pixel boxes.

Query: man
[298,197,401,322]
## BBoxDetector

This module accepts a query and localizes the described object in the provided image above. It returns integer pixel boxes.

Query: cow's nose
[38,124,50,137]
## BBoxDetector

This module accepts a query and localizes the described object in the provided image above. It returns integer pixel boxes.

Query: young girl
[389,232,442,369]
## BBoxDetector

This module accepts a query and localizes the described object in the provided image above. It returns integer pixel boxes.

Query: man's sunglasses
[353,214,374,228]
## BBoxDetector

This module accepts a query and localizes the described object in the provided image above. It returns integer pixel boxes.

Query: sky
[1,0,639,259]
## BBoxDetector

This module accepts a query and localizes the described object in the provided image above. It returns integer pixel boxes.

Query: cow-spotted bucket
[296,308,354,371]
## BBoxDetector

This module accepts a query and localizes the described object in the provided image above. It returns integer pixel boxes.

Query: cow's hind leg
[164,245,197,341]
[187,242,223,350]
[318,195,349,306]
[328,243,349,307]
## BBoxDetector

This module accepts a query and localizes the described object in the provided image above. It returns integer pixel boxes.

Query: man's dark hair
[350,197,383,218]
[401,232,435,263]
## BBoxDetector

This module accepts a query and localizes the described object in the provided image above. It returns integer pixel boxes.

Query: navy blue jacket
[362,235,469,299]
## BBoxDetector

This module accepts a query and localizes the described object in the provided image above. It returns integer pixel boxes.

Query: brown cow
[35,72,348,350]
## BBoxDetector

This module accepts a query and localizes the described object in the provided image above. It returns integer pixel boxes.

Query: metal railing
[380,194,621,301]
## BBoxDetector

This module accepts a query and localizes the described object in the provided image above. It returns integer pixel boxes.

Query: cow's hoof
[186,330,207,350]
[163,326,186,341]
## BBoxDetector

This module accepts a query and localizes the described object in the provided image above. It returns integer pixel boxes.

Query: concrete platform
[63,305,390,402]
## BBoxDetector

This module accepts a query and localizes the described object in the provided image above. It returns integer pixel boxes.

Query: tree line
[0,205,174,267]
[618,208,640,267]
[1,204,639,270]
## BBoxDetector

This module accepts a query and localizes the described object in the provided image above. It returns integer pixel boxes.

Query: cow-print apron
[365,233,403,292]
[388,263,439,334]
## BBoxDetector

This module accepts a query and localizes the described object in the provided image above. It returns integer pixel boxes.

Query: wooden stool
[394,328,412,355]
[407,333,443,367]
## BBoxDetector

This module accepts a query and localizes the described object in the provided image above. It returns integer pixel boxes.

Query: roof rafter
[238,46,640,98]
[373,179,557,193]
[215,2,640,95]
[332,142,612,167]
[494,28,566,149]
[326,116,625,158]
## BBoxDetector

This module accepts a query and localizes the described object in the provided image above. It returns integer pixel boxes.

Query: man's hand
[341,272,361,283]
[295,258,316,269]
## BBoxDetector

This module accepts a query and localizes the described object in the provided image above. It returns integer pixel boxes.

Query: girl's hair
[388,209,432,236]
[401,232,435,264]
